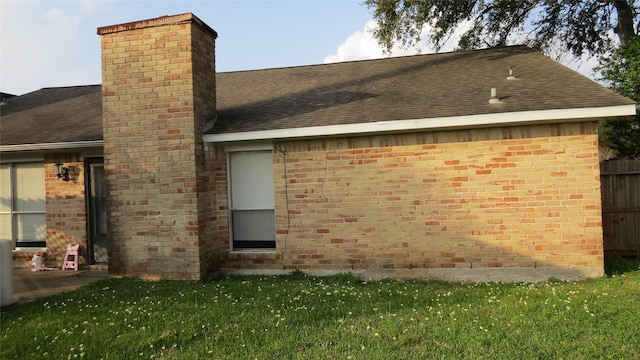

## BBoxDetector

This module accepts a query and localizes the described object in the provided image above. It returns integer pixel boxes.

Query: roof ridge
[218,45,536,75]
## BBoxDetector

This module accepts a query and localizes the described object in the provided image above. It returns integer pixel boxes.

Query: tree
[366,0,639,159]
[365,0,639,57]
[597,35,640,159]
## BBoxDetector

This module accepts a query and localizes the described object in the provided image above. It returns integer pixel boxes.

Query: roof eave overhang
[203,105,637,143]
[0,140,104,153]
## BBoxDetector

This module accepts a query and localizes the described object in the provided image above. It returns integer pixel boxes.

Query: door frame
[85,157,107,264]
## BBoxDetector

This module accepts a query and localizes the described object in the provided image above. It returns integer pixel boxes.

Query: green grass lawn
[2,257,640,359]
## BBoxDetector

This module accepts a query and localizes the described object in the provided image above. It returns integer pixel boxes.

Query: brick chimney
[98,13,218,280]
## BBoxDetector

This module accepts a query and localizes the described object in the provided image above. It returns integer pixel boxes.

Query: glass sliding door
[0,163,46,248]
[87,159,108,263]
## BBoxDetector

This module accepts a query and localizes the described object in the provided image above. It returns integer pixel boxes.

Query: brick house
[1,13,636,281]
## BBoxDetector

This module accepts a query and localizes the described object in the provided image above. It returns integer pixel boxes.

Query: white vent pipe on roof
[489,88,502,104]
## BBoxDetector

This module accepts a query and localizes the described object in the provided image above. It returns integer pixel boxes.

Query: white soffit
[0,140,104,153]
[204,105,636,143]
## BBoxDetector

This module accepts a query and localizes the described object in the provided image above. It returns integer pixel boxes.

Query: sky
[0,0,601,96]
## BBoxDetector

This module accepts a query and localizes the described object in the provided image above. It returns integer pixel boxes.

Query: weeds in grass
[2,259,639,359]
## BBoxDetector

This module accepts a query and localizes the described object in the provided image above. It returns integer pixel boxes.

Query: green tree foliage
[365,0,639,56]
[597,36,640,159]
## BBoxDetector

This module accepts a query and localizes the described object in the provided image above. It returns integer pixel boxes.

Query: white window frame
[0,162,46,248]
[226,142,276,252]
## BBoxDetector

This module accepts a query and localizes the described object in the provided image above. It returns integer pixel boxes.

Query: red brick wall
[99,14,218,280]
[95,13,604,281]
[44,154,88,268]
[191,23,219,276]
[12,154,97,269]
[216,122,604,279]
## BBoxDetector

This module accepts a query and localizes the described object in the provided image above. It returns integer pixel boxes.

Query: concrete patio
[7,268,109,305]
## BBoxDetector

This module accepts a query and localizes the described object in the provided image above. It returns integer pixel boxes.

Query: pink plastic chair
[62,244,80,271]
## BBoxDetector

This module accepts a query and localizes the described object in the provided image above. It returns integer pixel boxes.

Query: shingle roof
[0,85,102,146]
[0,92,16,102]
[0,46,635,149]
[211,46,634,135]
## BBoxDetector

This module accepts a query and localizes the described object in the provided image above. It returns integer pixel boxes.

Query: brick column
[98,13,218,280]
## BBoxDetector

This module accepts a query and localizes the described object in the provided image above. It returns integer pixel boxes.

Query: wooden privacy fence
[600,159,640,255]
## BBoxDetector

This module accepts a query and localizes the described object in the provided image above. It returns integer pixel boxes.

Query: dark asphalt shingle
[211,46,634,134]
[1,46,634,148]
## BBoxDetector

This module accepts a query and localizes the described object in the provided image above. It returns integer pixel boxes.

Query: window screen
[229,151,275,250]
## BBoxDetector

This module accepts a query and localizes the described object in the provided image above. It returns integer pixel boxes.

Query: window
[0,163,46,248]
[228,150,276,251]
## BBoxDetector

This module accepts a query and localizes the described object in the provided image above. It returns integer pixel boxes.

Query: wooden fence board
[600,159,640,255]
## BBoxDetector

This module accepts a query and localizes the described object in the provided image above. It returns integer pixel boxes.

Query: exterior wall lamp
[55,163,70,181]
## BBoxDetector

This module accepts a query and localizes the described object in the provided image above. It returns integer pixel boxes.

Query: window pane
[0,214,11,241]
[0,164,10,213]
[229,151,274,209]
[15,163,45,212]
[16,213,46,242]
[232,210,276,241]
[90,164,108,236]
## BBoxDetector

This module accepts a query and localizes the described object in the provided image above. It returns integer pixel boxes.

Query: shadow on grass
[604,254,640,276]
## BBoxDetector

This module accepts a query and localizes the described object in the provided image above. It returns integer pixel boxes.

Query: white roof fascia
[0,140,103,153]
[203,105,636,143]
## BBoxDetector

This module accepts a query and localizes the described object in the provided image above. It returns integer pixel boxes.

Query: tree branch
[601,0,637,44]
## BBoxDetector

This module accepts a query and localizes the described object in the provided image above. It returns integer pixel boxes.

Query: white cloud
[326,20,600,80]
[0,1,102,95]
[324,20,395,62]
[324,20,469,63]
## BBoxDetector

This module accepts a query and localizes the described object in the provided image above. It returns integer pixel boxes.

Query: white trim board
[0,141,104,153]
[204,105,636,143]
